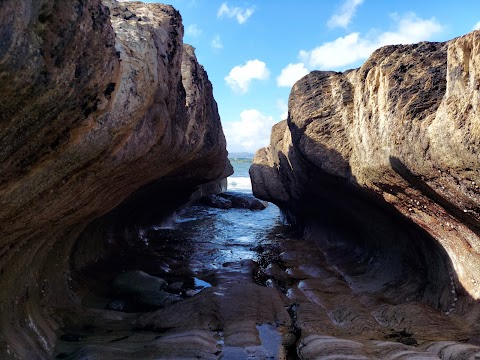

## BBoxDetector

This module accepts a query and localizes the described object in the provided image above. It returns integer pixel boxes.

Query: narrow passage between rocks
[54,161,480,360]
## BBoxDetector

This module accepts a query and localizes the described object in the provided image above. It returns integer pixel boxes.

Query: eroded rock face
[251,31,480,314]
[0,0,228,358]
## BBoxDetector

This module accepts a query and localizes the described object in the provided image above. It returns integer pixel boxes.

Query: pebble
[185,290,198,297]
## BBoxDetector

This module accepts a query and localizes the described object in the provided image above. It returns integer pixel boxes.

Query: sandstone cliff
[0,0,228,358]
[251,31,480,318]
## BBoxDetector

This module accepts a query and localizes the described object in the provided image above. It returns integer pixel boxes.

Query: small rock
[106,299,129,312]
[265,278,284,292]
[217,192,267,210]
[112,270,167,295]
[199,194,232,209]
[167,282,184,294]
[185,289,198,297]
[135,290,182,308]
[265,279,276,288]
[265,263,287,281]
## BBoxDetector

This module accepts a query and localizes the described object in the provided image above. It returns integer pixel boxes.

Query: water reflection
[142,201,281,277]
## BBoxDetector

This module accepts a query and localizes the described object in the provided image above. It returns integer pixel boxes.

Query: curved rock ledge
[251,31,480,317]
[0,0,229,358]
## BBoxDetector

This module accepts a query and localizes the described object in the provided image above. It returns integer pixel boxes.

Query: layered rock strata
[0,0,228,358]
[251,31,480,318]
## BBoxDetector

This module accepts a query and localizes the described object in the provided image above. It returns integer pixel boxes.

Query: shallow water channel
[55,171,301,359]
[53,160,480,359]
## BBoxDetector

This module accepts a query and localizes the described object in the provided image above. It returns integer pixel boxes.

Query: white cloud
[301,12,443,70]
[217,2,254,24]
[299,32,372,70]
[223,110,277,153]
[473,21,480,31]
[185,24,202,38]
[225,59,270,93]
[277,63,309,87]
[211,35,223,50]
[327,0,364,29]
[378,13,443,44]
[277,99,288,120]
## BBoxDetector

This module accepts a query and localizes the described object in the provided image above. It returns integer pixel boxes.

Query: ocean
[161,154,282,270]
[227,156,254,193]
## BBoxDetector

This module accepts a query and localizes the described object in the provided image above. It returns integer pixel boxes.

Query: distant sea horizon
[228,152,254,159]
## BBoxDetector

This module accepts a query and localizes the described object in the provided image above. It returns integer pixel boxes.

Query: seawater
[227,157,254,193]
[155,156,283,273]
[59,157,289,358]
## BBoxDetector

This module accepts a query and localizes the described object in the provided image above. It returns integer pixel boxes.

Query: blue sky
[140,0,480,153]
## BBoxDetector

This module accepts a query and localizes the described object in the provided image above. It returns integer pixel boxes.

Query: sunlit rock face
[251,31,480,310]
[0,0,228,357]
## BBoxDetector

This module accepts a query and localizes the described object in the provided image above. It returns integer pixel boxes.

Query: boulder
[0,0,228,357]
[217,192,267,210]
[251,31,480,311]
[199,194,233,209]
[134,290,182,309]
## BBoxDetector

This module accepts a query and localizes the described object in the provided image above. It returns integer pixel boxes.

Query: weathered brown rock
[0,0,228,358]
[251,30,480,332]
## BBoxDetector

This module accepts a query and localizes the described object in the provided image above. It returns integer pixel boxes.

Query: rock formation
[251,30,480,341]
[0,0,229,358]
